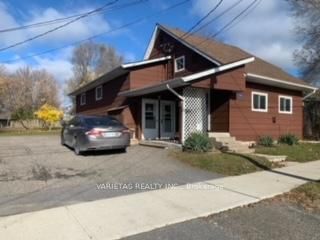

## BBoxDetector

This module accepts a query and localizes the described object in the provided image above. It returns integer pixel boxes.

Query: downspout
[166,84,186,143]
[303,88,318,101]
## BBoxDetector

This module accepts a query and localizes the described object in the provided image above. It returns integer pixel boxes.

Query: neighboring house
[69,24,318,143]
[0,111,11,128]
[304,90,320,139]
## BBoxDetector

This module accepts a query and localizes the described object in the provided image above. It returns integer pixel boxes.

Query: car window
[83,117,123,127]
[73,117,81,126]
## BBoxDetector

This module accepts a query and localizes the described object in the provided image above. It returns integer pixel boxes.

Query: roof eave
[122,56,171,68]
[246,73,318,92]
[68,67,128,96]
[68,56,172,96]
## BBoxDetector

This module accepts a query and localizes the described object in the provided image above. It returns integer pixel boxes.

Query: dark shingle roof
[161,26,311,87]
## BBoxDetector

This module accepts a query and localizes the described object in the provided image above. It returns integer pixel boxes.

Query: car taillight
[85,129,103,138]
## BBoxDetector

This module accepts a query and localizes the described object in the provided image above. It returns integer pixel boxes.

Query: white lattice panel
[183,87,208,141]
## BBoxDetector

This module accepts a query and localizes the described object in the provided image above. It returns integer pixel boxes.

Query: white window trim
[80,93,86,106]
[174,55,185,73]
[95,85,103,101]
[279,95,293,114]
[251,91,268,112]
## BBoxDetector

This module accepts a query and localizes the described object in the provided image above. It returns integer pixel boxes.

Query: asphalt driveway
[124,200,320,240]
[0,135,221,216]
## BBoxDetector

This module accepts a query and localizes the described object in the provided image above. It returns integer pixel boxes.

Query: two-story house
[69,24,317,143]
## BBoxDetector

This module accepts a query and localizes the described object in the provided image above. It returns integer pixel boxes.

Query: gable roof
[146,25,315,89]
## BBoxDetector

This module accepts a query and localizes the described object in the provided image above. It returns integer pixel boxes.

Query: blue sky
[0,0,301,97]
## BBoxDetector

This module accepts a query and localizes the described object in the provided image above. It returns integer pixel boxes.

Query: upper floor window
[80,93,86,106]
[252,91,268,112]
[279,96,292,114]
[174,55,185,73]
[95,85,103,101]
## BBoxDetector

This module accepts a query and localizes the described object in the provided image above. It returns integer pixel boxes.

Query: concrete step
[139,140,181,149]
[213,136,236,142]
[208,132,231,138]
[139,141,167,149]
[227,148,255,154]
[252,153,287,162]
[219,140,238,146]
[209,133,253,154]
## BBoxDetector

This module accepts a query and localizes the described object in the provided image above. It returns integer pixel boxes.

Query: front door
[160,101,175,139]
[142,99,159,140]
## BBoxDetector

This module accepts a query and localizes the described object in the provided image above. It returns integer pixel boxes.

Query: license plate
[102,132,121,138]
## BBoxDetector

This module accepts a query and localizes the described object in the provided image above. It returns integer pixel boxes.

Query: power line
[180,0,224,39]
[211,0,259,38]
[1,0,190,63]
[222,0,262,34]
[0,0,148,34]
[196,0,259,47]
[0,0,119,52]
[187,0,245,37]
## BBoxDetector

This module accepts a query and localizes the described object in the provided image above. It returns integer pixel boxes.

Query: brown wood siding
[229,82,303,141]
[149,30,215,79]
[129,62,167,89]
[191,77,212,89]
[76,74,129,115]
[213,67,246,91]
[211,90,230,132]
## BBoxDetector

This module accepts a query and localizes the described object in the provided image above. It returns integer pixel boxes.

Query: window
[252,92,268,112]
[174,55,185,72]
[145,103,156,129]
[80,93,86,106]
[279,96,293,114]
[95,85,103,101]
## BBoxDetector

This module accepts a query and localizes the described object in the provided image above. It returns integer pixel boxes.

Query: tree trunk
[19,120,29,130]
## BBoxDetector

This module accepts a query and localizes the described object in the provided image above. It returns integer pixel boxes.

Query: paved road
[0,135,222,216]
[124,201,320,240]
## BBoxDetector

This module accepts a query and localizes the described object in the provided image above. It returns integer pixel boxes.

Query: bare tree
[0,65,8,111]
[1,66,60,128]
[287,0,320,83]
[67,42,124,92]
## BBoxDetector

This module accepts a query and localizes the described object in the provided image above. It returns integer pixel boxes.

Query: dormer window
[174,56,185,73]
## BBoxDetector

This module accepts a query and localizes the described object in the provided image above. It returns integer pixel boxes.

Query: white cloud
[26,7,110,43]
[192,0,298,72]
[0,2,26,46]
[3,46,73,82]
[0,3,110,50]
[0,2,116,106]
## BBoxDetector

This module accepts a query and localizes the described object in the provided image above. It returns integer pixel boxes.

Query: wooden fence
[9,119,61,129]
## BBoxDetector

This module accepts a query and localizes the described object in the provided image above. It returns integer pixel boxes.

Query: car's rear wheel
[60,135,65,146]
[73,137,82,155]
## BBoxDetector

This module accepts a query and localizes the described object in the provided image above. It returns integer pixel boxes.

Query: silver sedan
[61,115,130,155]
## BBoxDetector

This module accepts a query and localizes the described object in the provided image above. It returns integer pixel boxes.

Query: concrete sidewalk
[0,160,319,240]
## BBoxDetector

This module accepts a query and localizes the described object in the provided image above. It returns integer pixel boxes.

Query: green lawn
[0,129,60,137]
[255,143,320,162]
[172,151,279,176]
